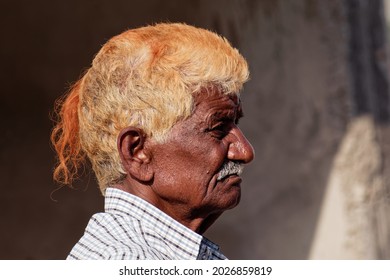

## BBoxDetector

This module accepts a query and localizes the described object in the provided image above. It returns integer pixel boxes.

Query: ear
[117,127,154,182]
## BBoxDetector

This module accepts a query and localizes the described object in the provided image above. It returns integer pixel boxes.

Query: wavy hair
[51,23,249,194]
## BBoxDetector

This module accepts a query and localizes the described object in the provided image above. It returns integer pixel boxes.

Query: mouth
[221,174,242,186]
[216,161,244,181]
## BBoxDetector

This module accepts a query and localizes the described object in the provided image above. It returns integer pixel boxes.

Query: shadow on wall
[205,0,390,259]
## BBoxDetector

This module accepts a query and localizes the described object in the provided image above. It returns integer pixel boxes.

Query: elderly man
[51,23,254,260]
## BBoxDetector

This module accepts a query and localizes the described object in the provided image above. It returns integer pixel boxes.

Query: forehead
[193,92,241,115]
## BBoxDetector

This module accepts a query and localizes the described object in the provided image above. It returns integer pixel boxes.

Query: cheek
[152,154,209,201]
[179,139,226,175]
[151,134,229,201]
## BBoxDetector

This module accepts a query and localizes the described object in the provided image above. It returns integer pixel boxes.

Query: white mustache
[216,161,244,181]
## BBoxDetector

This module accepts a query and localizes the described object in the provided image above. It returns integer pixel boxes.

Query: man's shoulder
[67,212,166,260]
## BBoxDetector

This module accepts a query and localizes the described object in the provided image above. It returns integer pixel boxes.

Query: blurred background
[2,0,390,259]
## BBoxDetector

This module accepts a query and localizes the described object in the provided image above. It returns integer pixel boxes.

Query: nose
[227,126,255,164]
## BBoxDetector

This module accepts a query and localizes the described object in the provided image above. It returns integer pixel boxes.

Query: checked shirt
[67,187,227,260]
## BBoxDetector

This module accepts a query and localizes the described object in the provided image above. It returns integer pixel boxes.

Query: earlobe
[117,127,154,182]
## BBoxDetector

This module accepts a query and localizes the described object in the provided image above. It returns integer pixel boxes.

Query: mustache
[216,161,244,181]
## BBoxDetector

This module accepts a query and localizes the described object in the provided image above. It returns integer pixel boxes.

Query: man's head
[52,23,254,230]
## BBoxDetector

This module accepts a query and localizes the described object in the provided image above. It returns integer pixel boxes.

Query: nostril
[227,140,255,163]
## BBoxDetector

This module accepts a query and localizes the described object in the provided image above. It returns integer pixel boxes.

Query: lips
[229,175,242,182]
[216,161,244,181]
[222,174,242,186]
[217,171,243,182]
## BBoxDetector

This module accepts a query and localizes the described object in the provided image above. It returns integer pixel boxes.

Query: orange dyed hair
[51,80,85,185]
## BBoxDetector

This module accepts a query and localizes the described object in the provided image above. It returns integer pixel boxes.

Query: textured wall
[1,0,389,259]
[199,0,353,259]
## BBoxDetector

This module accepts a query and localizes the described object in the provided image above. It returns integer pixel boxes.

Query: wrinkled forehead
[192,90,242,118]
[193,86,240,105]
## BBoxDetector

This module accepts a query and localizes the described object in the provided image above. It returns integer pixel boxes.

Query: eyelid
[208,123,229,139]
[209,121,226,130]
[207,108,243,130]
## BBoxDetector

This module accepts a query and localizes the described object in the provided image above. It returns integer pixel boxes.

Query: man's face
[149,91,254,223]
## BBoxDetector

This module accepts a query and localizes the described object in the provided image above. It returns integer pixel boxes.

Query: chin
[229,193,241,209]
[205,175,242,211]
[219,187,241,210]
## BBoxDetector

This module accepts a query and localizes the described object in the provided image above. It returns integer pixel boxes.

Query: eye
[208,121,231,139]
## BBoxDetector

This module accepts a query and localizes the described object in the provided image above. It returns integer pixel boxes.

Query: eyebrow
[207,104,243,124]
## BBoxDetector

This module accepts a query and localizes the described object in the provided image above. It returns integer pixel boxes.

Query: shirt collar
[104,187,219,259]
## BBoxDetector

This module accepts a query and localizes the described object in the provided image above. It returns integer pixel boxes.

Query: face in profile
[147,90,255,226]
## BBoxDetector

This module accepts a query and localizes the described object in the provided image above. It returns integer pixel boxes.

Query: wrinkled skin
[117,91,254,234]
